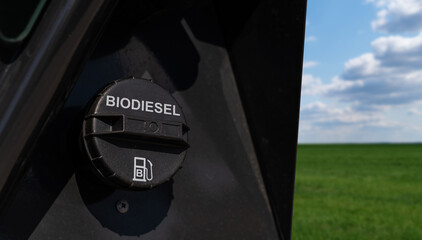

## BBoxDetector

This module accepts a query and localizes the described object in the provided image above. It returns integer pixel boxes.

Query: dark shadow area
[0,107,82,240]
[0,0,305,239]
[213,1,307,239]
[0,104,174,239]
[0,0,49,63]
[133,11,199,92]
[76,170,173,236]
[212,1,260,49]
[101,136,187,154]
[89,0,230,93]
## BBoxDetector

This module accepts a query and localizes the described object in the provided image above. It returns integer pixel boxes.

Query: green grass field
[292,144,422,240]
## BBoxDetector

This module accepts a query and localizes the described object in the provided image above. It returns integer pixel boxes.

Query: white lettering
[132,99,140,110]
[164,104,172,115]
[154,102,163,113]
[145,101,153,112]
[136,169,143,178]
[105,95,181,117]
[106,95,115,106]
[173,105,180,116]
[121,98,130,109]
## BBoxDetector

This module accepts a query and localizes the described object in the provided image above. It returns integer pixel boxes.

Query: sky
[299,0,422,143]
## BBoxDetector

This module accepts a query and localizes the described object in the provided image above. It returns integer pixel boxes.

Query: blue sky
[299,0,422,143]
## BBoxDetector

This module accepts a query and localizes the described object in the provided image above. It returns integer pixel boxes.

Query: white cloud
[371,32,422,68]
[313,32,422,109]
[373,33,422,54]
[300,101,383,125]
[300,31,422,142]
[305,36,317,42]
[299,101,402,143]
[408,107,422,115]
[343,53,383,79]
[302,74,364,97]
[303,61,319,68]
[322,76,365,94]
[301,74,323,95]
[299,1,422,143]
[369,0,422,33]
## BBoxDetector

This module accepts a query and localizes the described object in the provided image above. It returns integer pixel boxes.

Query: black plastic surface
[0,0,48,62]
[0,0,306,239]
[215,1,307,239]
[0,0,117,212]
[0,2,280,239]
[82,78,188,189]
[0,0,47,43]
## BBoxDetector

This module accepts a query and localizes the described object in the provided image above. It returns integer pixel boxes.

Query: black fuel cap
[82,78,189,190]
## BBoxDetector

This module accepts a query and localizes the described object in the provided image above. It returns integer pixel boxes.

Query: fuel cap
[82,78,189,190]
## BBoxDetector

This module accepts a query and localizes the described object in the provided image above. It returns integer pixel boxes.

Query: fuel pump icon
[133,157,153,182]
[82,78,189,189]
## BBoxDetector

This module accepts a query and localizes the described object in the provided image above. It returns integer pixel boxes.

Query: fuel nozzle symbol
[82,78,189,190]
[133,157,153,182]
